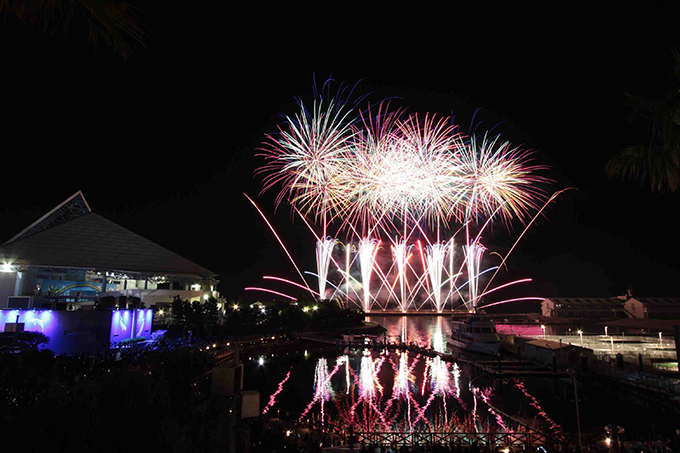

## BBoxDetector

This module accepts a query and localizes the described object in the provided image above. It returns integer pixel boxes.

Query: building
[0,308,154,354]
[541,297,629,319]
[623,297,680,319]
[0,191,219,311]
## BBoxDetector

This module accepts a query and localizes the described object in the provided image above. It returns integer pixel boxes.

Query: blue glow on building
[109,309,153,344]
[0,309,56,339]
[1,308,154,353]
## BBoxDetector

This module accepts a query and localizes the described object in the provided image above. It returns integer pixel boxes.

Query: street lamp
[577,330,583,346]
[541,324,546,338]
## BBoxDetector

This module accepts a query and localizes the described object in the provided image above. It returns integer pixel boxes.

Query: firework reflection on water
[275,346,561,437]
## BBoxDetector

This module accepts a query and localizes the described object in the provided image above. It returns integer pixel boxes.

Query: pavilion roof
[0,192,215,280]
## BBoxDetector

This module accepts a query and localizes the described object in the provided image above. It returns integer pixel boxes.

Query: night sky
[1,4,679,306]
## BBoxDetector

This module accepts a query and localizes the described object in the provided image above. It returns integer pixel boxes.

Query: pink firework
[262,369,292,415]
[457,132,550,225]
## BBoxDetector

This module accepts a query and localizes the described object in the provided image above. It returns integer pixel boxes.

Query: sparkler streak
[514,379,563,435]
[262,369,292,414]
[478,297,545,309]
[478,387,508,431]
[481,188,572,296]
[262,276,321,296]
[244,194,314,295]
[244,287,297,301]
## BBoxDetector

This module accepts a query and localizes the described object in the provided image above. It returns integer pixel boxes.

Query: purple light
[0,308,153,354]
[109,309,153,343]
[0,309,56,344]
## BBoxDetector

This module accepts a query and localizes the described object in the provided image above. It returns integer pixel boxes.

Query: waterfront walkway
[204,329,679,397]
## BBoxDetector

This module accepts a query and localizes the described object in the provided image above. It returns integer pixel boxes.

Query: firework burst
[251,80,556,313]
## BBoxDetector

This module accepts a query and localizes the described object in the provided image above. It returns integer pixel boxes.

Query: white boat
[447,313,501,355]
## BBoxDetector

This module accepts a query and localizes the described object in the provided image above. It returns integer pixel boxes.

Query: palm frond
[608,49,680,193]
[606,144,680,192]
[0,0,147,59]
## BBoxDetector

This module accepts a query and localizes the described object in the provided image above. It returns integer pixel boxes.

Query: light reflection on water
[291,344,529,435]
[260,315,561,438]
[366,315,451,353]
[252,316,679,441]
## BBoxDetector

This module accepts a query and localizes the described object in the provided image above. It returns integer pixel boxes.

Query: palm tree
[0,0,147,58]
[605,49,680,192]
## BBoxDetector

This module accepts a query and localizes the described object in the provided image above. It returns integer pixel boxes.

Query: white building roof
[0,192,215,279]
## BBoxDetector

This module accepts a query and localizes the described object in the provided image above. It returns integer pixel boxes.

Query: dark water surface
[245,316,679,442]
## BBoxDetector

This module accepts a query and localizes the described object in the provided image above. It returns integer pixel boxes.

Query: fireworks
[316,238,338,299]
[458,133,549,225]
[464,241,487,310]
[357,237,380,311]
[252,80,555,312]
[425,242,450,313]
[257,98,357,223]
[259,96,546,232]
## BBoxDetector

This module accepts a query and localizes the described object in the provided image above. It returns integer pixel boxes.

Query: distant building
[623,297,680,319]
[0,192,219,311]
[541,297,629,319]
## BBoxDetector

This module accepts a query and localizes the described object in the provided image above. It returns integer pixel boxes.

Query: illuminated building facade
[623,297,680,319]
[542,296,680,321]
[541,297,629,319]
[0,191,219,310]
[0,308,154,353]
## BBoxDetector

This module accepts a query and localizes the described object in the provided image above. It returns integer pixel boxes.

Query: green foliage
[220,298,364,335]
[170,296,220,335]
[606,48,680,192]
[0,0,147,59]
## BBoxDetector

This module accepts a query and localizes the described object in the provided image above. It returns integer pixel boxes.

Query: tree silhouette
[0,0,147,58]
[170,296,219,335]
[605,49,680,192]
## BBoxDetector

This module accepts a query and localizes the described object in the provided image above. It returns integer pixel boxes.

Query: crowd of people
[0,340,228,452]
[3,330,677,452]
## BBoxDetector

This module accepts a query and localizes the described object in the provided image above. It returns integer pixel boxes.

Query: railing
[356,431,548,447]
[355,431,603,448]
[591,361,680,396]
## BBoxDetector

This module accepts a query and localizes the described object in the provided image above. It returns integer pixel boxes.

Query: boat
[447,313,501,355]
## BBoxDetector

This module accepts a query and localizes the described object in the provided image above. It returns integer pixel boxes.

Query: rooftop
[0,192,215,280]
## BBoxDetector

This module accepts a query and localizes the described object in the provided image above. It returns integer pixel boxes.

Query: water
[245,316,680,444]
